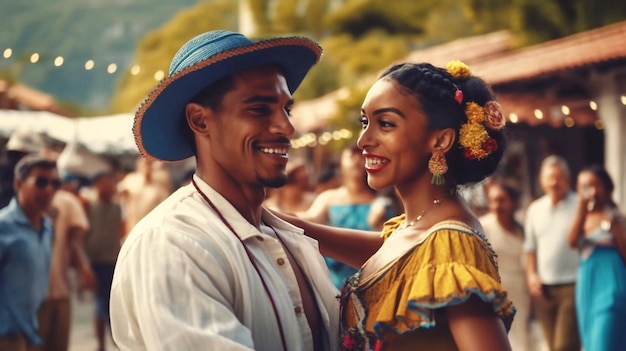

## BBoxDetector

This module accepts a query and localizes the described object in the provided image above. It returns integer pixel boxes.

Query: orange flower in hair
[465,102,486,123]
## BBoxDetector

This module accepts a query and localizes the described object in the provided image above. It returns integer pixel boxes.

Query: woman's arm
[273,211,383,268]
[567,196,589,248]
[447,296,512,351]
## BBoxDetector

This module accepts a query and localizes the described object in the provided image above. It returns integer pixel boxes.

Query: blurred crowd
[1,125,624,351]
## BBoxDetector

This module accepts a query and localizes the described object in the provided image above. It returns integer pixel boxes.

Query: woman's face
[486,184,516,220]
[357,78,434,190]
[576,170,608,205]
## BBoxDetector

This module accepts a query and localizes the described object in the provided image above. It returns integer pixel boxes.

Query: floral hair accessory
[459,100,504,160]
[454,88,463,104]
[446,60,472,79]
[483,101,506,130]
[465,102,485,123]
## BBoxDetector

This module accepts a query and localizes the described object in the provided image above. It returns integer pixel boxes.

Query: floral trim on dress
[340,271,382,351]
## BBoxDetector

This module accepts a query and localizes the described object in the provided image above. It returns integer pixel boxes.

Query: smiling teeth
[260,148,289,155]
[365,158,388,166]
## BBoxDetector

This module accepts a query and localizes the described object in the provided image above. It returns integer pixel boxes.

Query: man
[110,30,339,351]
[524,155,580,351]
[84,171,123,351]
[117,157,170,239]
[0,155,58,351]
[35,174,96,351]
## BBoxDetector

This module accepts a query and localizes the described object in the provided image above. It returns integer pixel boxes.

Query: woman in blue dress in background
[299,144,397,288]
[568,165,626,351]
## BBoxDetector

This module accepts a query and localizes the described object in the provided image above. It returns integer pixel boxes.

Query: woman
[480,180,531,351]
[567,165,626,351]
[298,144,392,288]
[279,61,514,350]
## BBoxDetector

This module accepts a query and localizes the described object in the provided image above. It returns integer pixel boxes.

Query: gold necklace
[397,198,442,231]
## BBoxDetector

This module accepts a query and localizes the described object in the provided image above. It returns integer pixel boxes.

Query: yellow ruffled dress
[339,216,515,351]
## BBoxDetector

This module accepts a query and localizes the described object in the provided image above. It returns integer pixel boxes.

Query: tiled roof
[291,31,514,132]
[0,81,76,117]
[292,22,626,132]
[471,21,626,85]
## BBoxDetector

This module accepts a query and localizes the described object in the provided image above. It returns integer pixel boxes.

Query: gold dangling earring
[429,150,448,185]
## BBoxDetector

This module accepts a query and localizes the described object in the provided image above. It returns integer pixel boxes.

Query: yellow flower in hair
[459,122,489,159]
[446,60,472,79]
[465,102,485,123]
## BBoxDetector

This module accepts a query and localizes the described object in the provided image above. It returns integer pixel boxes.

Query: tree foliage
[110,0,237,113]
[110,0,626,117]
[465,0,626,45]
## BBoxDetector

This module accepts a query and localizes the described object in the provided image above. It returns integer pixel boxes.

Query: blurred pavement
[69,291,118,351]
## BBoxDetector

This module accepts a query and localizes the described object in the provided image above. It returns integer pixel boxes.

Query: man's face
[16,167,60,213]
[201,65,295,190]
[539,164,570,203]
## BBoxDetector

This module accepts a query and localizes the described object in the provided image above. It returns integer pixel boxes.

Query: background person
[480,178,533,351]
[524,155,580,351]
[0,155,58,351]
[84,171,123,351]
[567,165,626,351]
[35,171,96,351]
[298,144,389,288]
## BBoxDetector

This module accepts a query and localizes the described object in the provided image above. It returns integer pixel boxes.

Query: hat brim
[134,37,322,162]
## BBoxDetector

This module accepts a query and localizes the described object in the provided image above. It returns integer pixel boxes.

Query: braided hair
[379,62,506,185]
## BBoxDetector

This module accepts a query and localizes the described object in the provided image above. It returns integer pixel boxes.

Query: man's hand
[526,272,543,298]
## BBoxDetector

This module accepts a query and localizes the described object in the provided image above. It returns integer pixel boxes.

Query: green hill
[0,0,202,113]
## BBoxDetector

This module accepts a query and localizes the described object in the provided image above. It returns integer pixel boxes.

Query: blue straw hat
[134,30,322,161]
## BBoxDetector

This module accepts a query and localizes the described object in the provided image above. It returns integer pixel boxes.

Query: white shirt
[110,175,340,351]
[523,192,579,284]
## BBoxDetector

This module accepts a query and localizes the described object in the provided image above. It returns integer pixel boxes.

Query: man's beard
[261,176,287,189]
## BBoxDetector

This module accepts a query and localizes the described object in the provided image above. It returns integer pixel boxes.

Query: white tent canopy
[0,109,137,155]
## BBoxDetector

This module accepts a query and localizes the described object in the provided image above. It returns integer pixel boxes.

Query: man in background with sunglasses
[0,154,59,351]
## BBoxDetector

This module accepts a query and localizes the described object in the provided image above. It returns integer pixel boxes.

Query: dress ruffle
[359,222,516,339]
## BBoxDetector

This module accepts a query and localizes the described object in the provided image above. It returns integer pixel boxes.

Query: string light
[107,63,117,74]
[509,113,519,123]
[153,70,165,81]
[130,64,141,75]
[595,120,604,129]
[3,48,11,59]
[561,105,570,115]
[30,53,40,63]
[84,60,95,70]
[534,109,543,119]
[564,117,575,128]
[621,95,626,105]
[53,56,64,67]
[292,129,353,149]
[589,100,598,110]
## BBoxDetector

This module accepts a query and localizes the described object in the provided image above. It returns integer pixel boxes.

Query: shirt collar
[191,174,268,241]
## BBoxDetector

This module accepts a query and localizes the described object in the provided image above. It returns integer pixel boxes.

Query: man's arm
[68,226,96,292]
